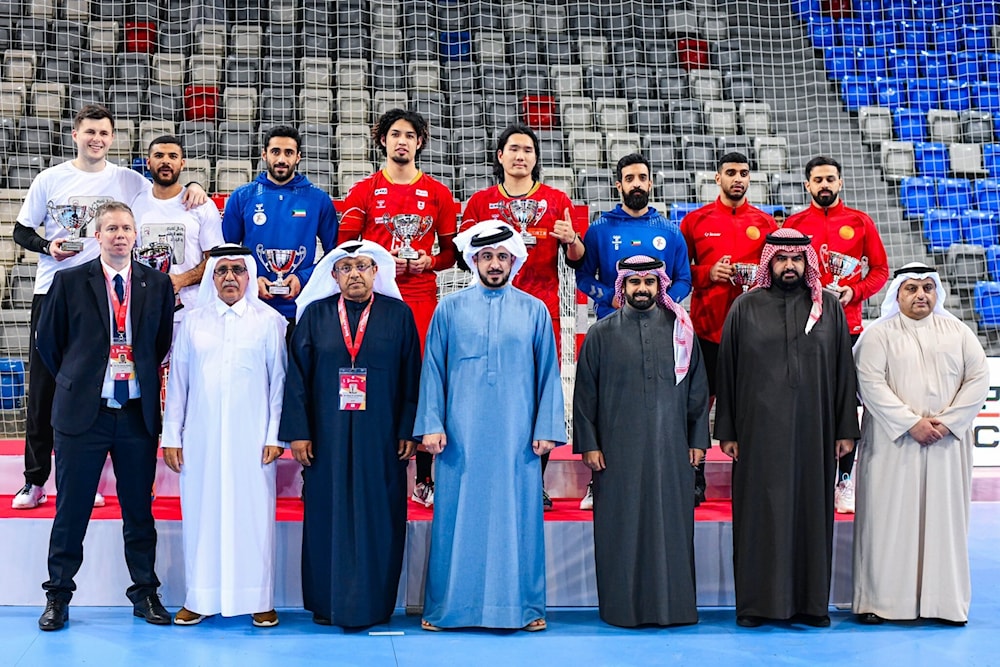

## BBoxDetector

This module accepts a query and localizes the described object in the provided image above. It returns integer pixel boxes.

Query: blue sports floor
[2,503,998,667]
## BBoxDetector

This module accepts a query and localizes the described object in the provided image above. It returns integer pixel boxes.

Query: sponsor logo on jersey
[374,188,388,196]
[416,189,428,197]
[703,232,722,237]
[612,235,622,250]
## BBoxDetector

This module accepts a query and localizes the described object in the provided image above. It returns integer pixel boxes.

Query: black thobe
[573,305,711,627]
[714,286,859,620]
[279,294,421,627]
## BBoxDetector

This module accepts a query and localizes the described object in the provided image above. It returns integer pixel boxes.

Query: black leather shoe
[797,614,831,627]
[736,615,762,627]
[312,614,332,626]
[38,599,68,631]
[857,613,884,625]
[937,618,967,627]
[133,594,171,625]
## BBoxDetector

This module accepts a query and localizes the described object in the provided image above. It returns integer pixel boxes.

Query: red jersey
[339,169,459,302]
[785,201,888,334]
[461,182,578,321]
[681,198,777,344]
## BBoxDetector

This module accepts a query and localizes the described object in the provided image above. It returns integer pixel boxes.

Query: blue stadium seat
[913,4,942,22]
[807,16,836,49]
[885,0,913,22]
[919,51,951,80]
[963,210,999,247]
[794,0,822,22]
[669,202,699,225]
[973,281,1000,328]
[838,20,868,48]
[856,47,887,78]
[930,21,962,53]
[923,208,963,252]
[440,31,472,62]
[876,77,905,109]
[963,25,993,52]
[900,22,929,52]
[988,248,1000,280]
[985,144,1000,178]
[941,79,972,112]
[975,179,1000,211]
[953,53,983,81]
[823,47,856,80]
[887,49,919,80]
[907,79,940,111]
[943,0,967,22]
[853,1,882,23]
[938,177,974,210]
[973,83,1000,114]
[893,107,928,140]
[871,23,898,48]
[841,75,873,111]
[984,54,1000,82]
[915,142,951,177]
[131,157,151,180]
[899,176,937,218]
[966,0,998,27]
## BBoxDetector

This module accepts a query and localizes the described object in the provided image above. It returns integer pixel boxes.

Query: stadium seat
[439,30,472,62]
[717,135,752,161]
[175,121,213,159]
[841,75,874,112]
[670,202,700,224]
[680,134,716,171]
[693,170,717,203]
[941,79,972,113]
[975,178,1000,211]
[808,17,836,49]
[938,177,973,211]
[596,98,629,133]
[334,124,370,162]
[669,99,704,135]
[231,26,263,57]
[950,143,985,176]
[945,243,987,293]
[644,135,678,172]
[914,141,950,177]
[7,154,44,188]
[78,51,114,85]
[923,208,963,252]
[536,129,565,165]
[988,144,1000,178]
[874,77,904,109]
[754,136,789,173]
[29,83,63,120]
[823,46,856,80]
[689,69,722,101]
[184,85,218,122]
[887,49,919,80]
[550,64,583,97]
[988,248,1000,281]
[575,167,615,202]
[483,94,518,133]
[676,38,709,71]
[577,37,608,67]
[621,65,657,100]
[451,128,490,165]
[223,87,257,122]
[931,20,962,53]
[605,131,640,161]
[899,176,937,218]
[147,84,182,122]
[300,89,332,124]
[458,164,493,200]
[739,102,771,137]
[888,107,926,141]
[541,166,574,199]
[226,56,261,88]
[152,54,185,86]
[0,83,24,120]
[724,72,757,103]
[513,64,550,97]
[856,47,887,78]
[568,131,603,167]
[88,21,120,54]
[441,63,477,94]
[584,65,617,99]
[655,169,693,201]
[40,50,73,85]
[974,280,1000,328]
[337,89,370,125]
[900,21,930,52]
[138,120,174,152]
[561,97,593,130]
[703,100,737,136]
[771,172,807,208]
[214,159,253,195]
[962,110,994,144]
[973,83,1000,115]
[217,121,254,159]
[928,109,961,143]
[194,24,226,56]
[521,95,556,130]
[107,120,135,158]
[963,211,999,247]
[881,140,916,180]
[631,100,665,134]
[259,88,296,124]
[859,106,892,145]
[108,84,145,120]
[16,117,52,155]
[67,83,106,111]
[906,79,940,112]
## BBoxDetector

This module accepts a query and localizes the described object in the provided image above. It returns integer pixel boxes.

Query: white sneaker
[93,492,106,508]
[834,473,855,514]
[411,481,434,508]
[579,482,594,511]
[12,483,46,509]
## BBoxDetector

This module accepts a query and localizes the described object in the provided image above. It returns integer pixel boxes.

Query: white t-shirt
[131,188,224,318]
[17,160,150,294]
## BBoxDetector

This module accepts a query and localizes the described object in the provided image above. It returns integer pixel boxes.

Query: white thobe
[162,297,288,617]
[852,313,989,622]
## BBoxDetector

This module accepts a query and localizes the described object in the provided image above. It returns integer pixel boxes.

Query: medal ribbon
[338,294,374,368]
[107,271,131,339]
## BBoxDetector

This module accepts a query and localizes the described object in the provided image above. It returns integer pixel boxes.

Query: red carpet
[0,496,853,522]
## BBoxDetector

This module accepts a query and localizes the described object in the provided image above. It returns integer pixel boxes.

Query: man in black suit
[35,201,175,631]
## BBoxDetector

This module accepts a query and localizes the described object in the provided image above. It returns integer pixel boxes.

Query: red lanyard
[106,271,131,338]
[337,294,374,368]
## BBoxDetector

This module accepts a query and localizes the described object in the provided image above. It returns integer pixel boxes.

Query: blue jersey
[575,204,691,319]
[222,172,339,318]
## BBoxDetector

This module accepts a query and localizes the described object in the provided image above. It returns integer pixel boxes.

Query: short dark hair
[804,155,841,180]
[493,123,541,182]
[372,109,429,158]
[717,152,750,171]
[147,135,184,155]
[262,125,301,153]
[615,153,651,183]
[93,201,134,231]
[73,104,114,131]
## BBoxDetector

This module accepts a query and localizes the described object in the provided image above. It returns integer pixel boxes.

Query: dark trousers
[24,293,55,487]
[43,401,160,604]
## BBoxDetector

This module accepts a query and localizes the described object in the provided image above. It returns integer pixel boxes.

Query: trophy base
[398,248,420,261]
[61,240,84,253]
[824,285,844,295]
[520,233,537,247]
[268,285,291,296]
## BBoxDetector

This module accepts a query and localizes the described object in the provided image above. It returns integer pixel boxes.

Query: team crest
[652,236,666,251]
[839,225,855,240]
[745,226,761,240]
[252,203,267,226]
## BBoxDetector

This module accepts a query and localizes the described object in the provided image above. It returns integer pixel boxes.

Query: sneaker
[542,488,553,511]
[579,482,594,511]
[694,485,706,508]
[93,492,106,508]
[12,483,46,509]
[411,481,434,508]
[834,472,855,514]
[252,609,279,627]
[173,607,207,626]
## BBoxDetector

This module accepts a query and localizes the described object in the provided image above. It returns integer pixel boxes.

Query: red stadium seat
[676,39,710,71]
[184,85,219,122]
[125,22,157,54]
[521,95,557,129]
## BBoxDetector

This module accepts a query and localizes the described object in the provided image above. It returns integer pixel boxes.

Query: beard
[622,188,649,211]
[625,291,656,310]
[151,168,180,187]
[266,161,296,183]
[811,189,837,207]
[772,270,805,291]
[478,268,510,288]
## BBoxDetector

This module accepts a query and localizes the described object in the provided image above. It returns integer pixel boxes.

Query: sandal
[421,619,441,632]
[523,618,547,632]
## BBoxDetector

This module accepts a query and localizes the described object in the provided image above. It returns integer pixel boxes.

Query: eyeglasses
[334,262,375,276]
[214,265,248,277]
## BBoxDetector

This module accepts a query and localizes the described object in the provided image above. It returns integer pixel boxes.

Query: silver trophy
[501,199,539,246]
[46,202,90,252]
[256,244,307,296]
[386,214,434,260]
[134,243,182,310]
[825,251,861,294]
[731,262,758,292]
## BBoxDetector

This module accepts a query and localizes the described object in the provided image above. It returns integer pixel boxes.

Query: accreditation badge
[109,343,136,380]
[339,368,367,411]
